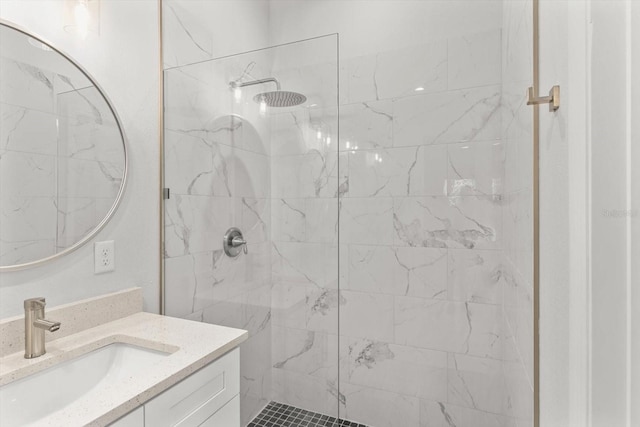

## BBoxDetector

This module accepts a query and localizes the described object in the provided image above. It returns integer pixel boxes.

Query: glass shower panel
[163,35,338,426]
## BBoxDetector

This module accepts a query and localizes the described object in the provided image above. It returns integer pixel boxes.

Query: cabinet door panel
[145,348,239,427]
[199,395,239,427]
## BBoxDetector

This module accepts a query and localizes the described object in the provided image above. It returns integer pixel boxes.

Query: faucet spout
[34,319,61,332]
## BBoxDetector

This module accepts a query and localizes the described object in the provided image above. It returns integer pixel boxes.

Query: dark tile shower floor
[249,401,370,427]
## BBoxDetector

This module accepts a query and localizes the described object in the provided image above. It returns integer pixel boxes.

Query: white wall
[0,0,160,317]
[540,1,640,426]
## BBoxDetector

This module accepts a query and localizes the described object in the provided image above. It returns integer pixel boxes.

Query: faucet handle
[24,297,46,310]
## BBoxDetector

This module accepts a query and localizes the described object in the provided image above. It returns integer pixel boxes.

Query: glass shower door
[163,35,339,426]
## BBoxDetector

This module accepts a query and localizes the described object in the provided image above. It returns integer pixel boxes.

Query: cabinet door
[145,348,239,427]
[200,395,239,427]
[109,406,144,427]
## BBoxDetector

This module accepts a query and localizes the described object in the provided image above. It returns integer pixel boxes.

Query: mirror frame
[0,19,129,271]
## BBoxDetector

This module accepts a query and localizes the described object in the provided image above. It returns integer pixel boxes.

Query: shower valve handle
[231,236,248,254]
[223,227,247,257]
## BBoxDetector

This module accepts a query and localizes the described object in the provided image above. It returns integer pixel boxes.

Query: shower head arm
[230,77,281,91]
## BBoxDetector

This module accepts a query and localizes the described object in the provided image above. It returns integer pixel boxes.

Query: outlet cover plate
[94,241,115,274]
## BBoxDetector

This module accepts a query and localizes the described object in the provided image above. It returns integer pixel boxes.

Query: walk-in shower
[160,1,560,426]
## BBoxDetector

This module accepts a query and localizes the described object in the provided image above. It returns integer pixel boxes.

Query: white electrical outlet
[94,240,115,274]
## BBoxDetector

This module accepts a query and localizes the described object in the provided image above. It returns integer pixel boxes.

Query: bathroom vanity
[110,346,240,427]
[0,289,248,426]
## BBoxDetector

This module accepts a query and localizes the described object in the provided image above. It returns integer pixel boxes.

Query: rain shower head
[253,91,307,108]
[230,77,307,108]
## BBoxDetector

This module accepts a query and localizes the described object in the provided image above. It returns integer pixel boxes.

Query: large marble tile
[340,197,394,245]
[393,85,501,147]
[164,66,234,140]
[0,151,56,197]
[164,246,266,319]
[502,83,533,144]
[345,338,447,401]
[271,198,306,242]
[304,198,338,243]
[345,245,447,299]
[201,283,271,337]
[342,40,447,104]
[270,60,339,113]
[0,104,58,156]
[0,195,56,242]
[393,196,502,250]
[306,287,341,334]
[448,353,504,414]
[58,118,124,164]
[503,260,533,382]
[348,145,447,198]
[339,101,393,151]
[56,86,114,126]
[340,382,420,427]
[240,197,270,244]
[448,29,502,90]
[340,290,394,342]
[0,57,54,113]
[503,354,534,421]
[347,147,415,198]
[447,140,505,197]
[271,241,338,289]
[271,281,313,329]
[395,296,502,358]
[164,194,233,257]
[448,249,506,304]
[269,110,312,157]
[164,129,234,197]
[272,150,338,198]
[58,158,123,199]
[374,40,447,100]
[420,400,513,427]
[340,54,377,105]
[272,326,338,381]
[502,0,532,86]
[233,148,270,198]
[164,253,197,318]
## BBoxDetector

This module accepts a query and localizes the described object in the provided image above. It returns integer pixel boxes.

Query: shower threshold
[249,401,369,427]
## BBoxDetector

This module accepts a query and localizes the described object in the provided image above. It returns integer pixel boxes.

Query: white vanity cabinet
[110,348,240,427]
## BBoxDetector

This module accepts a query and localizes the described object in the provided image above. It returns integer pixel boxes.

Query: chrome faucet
[24,297,61,359]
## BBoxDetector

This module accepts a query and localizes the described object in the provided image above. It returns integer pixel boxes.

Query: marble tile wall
[329,29,510,427]
[501,1,534,426]
[0,56,123,265]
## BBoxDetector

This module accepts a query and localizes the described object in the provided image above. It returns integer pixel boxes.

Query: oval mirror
[0,20,128,270]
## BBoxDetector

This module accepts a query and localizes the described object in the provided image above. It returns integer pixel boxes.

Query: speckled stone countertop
[0,312,248,426]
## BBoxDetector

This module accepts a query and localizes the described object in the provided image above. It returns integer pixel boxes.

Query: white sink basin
[0,342,170,426]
